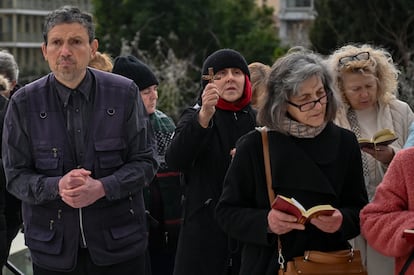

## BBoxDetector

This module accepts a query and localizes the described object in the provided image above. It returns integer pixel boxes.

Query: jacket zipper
[79,208,87,247]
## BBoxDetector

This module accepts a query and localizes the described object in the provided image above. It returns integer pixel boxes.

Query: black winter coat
[166,105,256,275]
[216,122,368,275]
[0,95,8,267]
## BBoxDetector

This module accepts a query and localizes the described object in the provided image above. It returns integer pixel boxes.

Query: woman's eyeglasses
[287,93,329,112]
[338,52,370,67]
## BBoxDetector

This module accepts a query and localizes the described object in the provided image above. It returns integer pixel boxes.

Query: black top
[216,122,368,275]
[166,104,256,274]
[0,95,8,266]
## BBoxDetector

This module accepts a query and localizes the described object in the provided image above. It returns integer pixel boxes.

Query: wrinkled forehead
[46,23,90,40]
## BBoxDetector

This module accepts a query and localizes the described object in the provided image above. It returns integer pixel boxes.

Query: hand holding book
[358,128,398,150]
[272,195,335,225]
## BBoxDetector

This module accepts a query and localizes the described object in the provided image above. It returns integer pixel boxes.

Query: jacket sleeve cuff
[44,176,61,201]
[99,175,120,200]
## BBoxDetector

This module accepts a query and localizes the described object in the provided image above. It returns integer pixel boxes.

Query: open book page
[305,205,336,219]
[358,128,398,149]
[291,197,306,212]
[272,195,335,224]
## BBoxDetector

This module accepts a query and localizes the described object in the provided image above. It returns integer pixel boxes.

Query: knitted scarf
[149,110,176,170]
[347,108,370,188]
[282,117,327,138]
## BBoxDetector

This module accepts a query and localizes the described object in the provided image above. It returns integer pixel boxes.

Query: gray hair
[43,6,95,44]
[257,49,339,132]
[0,50,19,82]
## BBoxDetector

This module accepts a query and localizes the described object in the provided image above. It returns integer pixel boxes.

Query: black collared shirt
[55,71,93,166]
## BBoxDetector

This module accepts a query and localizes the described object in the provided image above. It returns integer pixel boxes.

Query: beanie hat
[112,55,158,90]
[201,49,250,88]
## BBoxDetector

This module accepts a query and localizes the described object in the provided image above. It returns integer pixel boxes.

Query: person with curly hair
[326,43,414,275]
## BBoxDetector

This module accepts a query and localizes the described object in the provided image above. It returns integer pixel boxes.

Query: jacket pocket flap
[35,158,59,170]
[25,223,63,255]
[27,226,56,242]
[110,223,139,240]
[95,138,126,151]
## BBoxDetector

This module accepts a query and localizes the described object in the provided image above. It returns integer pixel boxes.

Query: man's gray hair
[42,6,95,44]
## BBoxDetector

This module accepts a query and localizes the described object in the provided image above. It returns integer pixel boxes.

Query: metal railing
[5,261,25,275]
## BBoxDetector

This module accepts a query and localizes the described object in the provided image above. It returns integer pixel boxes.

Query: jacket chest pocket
[33,143,63,176]
[95,138,126,169]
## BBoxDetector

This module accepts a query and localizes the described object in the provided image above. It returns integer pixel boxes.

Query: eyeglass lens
[288,94,328,112]
[339,52,370,66]
[300,94,328,111]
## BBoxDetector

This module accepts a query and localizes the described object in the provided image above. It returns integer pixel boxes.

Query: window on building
[286,0,312,8]
[0,17,3,40]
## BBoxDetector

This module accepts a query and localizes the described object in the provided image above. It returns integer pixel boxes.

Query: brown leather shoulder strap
[258,128,286,266]
[259,127,275,206]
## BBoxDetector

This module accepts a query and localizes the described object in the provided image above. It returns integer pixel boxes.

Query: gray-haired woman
[216,48,368,275]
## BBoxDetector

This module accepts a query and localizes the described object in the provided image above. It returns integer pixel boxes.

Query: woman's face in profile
[287,75,327,127]
[140,85,158,115]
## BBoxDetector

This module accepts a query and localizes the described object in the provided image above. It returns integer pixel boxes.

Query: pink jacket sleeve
[360,148,414,258]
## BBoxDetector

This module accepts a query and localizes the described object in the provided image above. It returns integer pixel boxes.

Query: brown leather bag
[258,127,367,275]
[280,249,367,275]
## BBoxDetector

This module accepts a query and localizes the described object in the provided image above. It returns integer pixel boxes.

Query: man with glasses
[327,43,414,275]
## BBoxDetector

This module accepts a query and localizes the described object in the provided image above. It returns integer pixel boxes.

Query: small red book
[271,195,335,225]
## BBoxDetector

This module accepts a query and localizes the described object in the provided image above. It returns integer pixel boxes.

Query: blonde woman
[88,51,113,72]
[248,62,270,111]
[327,43,414,275]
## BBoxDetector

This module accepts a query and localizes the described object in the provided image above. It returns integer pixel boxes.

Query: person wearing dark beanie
[166,49,257,275]
[112,55,182,275]
[201,48,250,88]
[112,55,159,93]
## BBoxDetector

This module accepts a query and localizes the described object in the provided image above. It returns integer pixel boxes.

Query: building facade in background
[0,0,313,84]
[257,0,316,48]
[0,0,92,83]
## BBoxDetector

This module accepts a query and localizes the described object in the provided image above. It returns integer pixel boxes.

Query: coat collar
[269,122,340,195]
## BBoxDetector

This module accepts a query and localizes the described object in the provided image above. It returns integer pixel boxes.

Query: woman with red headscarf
[166,48,256,275]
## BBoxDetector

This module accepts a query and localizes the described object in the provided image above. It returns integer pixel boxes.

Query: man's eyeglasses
[338,52,370,67]
[287,93,329,112]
